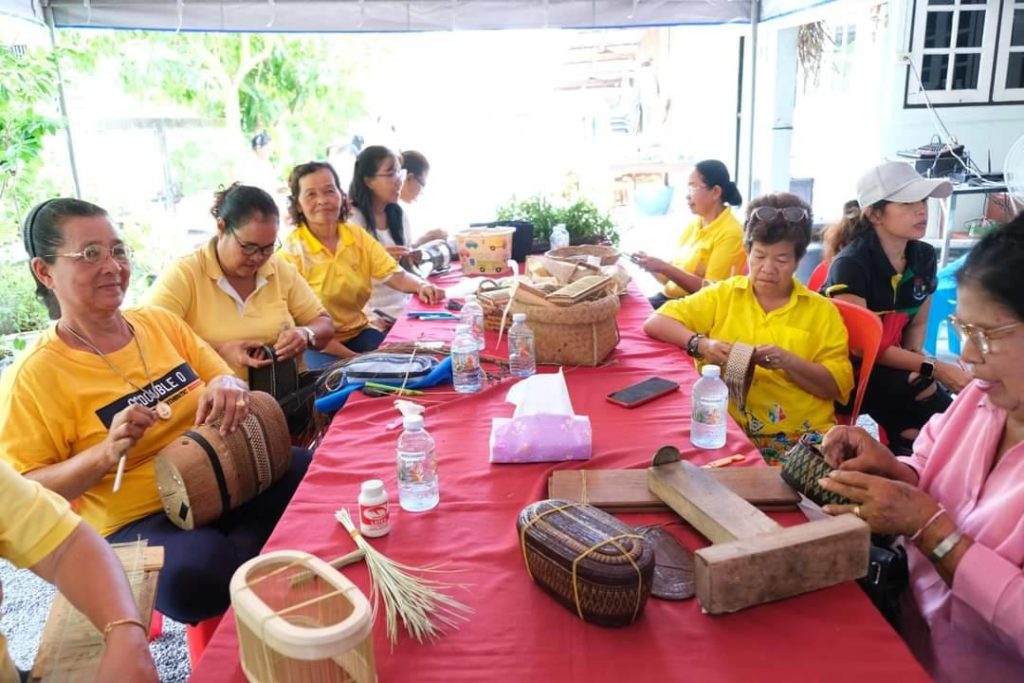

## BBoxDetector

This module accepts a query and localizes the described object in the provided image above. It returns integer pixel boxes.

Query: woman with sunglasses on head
[633,159,747,309]
[821,162,971,455]
[279,161,444,367]
[146,183,333,380]
[0,198,309,629]
[644,193,853,463]
[818,214,1024,681]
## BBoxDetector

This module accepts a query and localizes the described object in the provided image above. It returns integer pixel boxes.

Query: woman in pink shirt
[818,213,1024,682]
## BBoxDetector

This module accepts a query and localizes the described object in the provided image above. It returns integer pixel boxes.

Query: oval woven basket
[506,294,620,366]
[545,245,620,266]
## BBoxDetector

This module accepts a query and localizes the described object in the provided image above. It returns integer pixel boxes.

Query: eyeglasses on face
[750,206,809,223]
[230,232,280,257]
[58,244,133,264]
[685,184,709,196]
[948,314,1021,355]
[372,168,407,181]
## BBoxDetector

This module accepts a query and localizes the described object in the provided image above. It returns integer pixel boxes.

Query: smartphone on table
[606,377,679,408]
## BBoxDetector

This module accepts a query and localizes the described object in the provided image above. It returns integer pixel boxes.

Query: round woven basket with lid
[545,245,620,266]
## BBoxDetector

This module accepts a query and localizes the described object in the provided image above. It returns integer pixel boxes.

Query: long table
[192,274,928,682]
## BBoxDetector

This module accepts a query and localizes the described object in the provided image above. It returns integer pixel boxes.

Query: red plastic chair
[831,298,883,423]
[186,614,224,667]
[808,258,831,293]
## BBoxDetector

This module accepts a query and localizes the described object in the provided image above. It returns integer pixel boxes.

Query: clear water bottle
[550,223,570,250]
[691,364,729,449]
[460,295,485,350]
[508,313,536,378]
[396,414,439,512]
[451,324,483,393]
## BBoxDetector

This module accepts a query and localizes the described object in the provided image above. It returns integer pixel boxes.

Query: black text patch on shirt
[95,363,201,428]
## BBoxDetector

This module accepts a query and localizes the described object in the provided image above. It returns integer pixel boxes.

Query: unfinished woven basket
[507,294,620,366]
[780,436,853,508]
[545,245,620,266]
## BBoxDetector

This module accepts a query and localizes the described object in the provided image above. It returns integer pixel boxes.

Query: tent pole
[44,4,82,199]
[745,0,760,202]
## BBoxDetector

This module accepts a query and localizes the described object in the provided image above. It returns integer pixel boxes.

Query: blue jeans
[304,327,386,370]
[106,447,311,624]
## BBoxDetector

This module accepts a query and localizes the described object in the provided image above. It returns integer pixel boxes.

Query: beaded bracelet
[102,617,147,640]
[909,506,946,543]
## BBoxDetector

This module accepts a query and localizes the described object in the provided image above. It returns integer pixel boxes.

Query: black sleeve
[822,253,871,302]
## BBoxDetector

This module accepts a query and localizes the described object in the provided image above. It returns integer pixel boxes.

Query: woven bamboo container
[508,294,620,366]
[780,436,853,507]
[230,550,376,683]
[545,245,620,266]
[517,499,654,627]
[154,391,292,530]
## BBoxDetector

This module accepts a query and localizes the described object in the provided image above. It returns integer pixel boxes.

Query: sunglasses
[947,315,1021,355]
[750,207,809,223]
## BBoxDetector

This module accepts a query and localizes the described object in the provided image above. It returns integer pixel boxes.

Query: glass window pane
[956,10,986,47]
[925,11,953,48]
[1007,53,1024,89]
[848,25,857,44]
[922,54,950,89]
[1011,9,1024,46]
[928,0,954,5]
[959,0,986,4]
[952,53,980,89]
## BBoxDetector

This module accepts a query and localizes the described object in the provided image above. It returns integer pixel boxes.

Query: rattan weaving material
[154,391,292,530]
[517,499,654,627]
[724,342,756,412]
[780,437,853,507]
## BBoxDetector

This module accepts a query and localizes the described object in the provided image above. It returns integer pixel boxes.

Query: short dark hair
[743,192,813,260]
[695,159,742,206]
[21,197,108,319]
[349,145,404,246]
[210,182,278,232]
[251,132,271,151]
[401,150,430,179]
[287,161,349,227]
[956,210,1024,321]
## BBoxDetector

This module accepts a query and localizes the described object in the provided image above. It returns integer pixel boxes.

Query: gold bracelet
[102,617,147,640]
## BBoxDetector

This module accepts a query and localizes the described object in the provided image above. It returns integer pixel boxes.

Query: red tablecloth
[192,275,927,683]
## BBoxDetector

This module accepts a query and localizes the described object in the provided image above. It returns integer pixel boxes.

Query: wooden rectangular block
[548,466,800,512]
[694,514,870,614]
[648,460,781,544]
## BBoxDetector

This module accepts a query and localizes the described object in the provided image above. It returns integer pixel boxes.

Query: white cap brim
[885,177,954,203]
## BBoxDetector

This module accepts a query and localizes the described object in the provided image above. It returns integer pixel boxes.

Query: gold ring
[235,399,247,408]
[853,505,862,518]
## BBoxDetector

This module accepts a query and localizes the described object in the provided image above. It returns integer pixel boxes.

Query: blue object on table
[924,254,967,356]
[407,311,459,320]
[315,356,454,413]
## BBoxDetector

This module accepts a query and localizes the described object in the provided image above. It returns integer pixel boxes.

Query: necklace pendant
[155,402,172,420]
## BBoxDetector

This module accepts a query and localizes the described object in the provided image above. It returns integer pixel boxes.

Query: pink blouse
[900,382,1024,681]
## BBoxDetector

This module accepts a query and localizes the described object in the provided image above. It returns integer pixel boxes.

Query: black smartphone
[372,308,398,326]
[606,377,679,408]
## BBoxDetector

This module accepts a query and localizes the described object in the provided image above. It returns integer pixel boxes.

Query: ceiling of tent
[8,1,756,32]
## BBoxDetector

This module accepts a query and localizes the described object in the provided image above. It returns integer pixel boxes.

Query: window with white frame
[907,0,1024,105]
[831,23,857,92]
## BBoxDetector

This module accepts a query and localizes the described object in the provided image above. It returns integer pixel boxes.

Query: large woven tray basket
[517,499,654,627]
[502,294,620,366]
[154,391,292,530]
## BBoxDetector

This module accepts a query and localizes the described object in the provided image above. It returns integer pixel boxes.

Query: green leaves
[495,195,619,245]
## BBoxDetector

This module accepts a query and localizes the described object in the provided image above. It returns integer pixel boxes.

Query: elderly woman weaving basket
[0,198,310,626]
[644,193,854,464]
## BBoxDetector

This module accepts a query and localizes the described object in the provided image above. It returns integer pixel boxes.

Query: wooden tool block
[548,467,800,512]
[647,460,781,544]
[694,515,870,614]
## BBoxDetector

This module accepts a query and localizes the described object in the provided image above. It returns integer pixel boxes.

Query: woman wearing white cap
[821,162,971,454]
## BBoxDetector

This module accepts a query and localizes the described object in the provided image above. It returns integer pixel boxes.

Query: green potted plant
[495,195,619,252]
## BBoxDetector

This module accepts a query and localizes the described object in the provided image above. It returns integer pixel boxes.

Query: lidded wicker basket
[508,294,620,366]
[230,550,376,683]
[545,245,620,266]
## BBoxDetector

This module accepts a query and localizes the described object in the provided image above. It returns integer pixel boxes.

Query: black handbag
[859,534,909,630]
[248,346,319,439]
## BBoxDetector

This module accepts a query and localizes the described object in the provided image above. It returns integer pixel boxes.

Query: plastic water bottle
[691,365,729,449]
[396,414,439,512]
[508,313,536,378]
[550,223,570,250]
[460,295,485,350]
[451,324,483,393]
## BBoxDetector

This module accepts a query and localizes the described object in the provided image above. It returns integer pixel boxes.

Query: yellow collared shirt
[664,208,746,299]
[278,222,400,342]
[145,238,327,379]
[658,276,853,443]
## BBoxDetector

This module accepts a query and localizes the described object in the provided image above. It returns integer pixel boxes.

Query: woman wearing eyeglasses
[644,193,853,463]
[817,214,1024,680]
[0,197,309,628]
[146,183,334,380]
[633,159,747,309]
[821,162,971,455]
[279,161,444,366]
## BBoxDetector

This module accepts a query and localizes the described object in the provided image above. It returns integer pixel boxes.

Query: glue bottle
[358,479,391,537]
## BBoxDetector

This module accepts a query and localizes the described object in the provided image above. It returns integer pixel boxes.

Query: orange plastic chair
[831,298,883,423]
[807,258,831,292]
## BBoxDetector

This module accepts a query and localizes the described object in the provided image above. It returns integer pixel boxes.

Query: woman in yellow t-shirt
[279,161,445,369]
[643,193,853,464]
[633,159,746,309]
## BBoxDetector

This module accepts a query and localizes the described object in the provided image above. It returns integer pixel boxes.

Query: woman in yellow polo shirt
[146,183,334,380]
[279,161,445,369]
[633,159,747,309]
[644,192,853,464]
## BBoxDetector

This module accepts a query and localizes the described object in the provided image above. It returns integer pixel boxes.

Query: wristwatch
[919,356,936,380]
[686,334,706,359]
[930,530,963,562]
[299,326,316,348]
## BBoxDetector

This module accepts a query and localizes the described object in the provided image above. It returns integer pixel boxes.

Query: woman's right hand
[820,425,901,478]
[632,252,668,275]
[700,338,732,366]
[103,405,157,469]
[386,245,411,259]
[218,339,273,369]
[935,360,971,393]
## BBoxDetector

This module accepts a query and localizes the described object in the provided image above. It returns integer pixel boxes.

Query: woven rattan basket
[154,391,292,530]
[545,245,620,266]
[780,436,853,507]
[517,499,654,627]
[506,294,620,366]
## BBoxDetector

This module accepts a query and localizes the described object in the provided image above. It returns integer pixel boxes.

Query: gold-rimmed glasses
[948,314,1021,355]
[58,244,133,264]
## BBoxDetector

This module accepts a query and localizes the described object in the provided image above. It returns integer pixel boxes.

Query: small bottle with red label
[358,479,391,537]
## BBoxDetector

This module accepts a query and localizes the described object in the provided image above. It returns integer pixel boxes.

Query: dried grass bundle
[334,509,472,645]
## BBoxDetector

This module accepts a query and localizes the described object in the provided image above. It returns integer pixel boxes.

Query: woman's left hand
[754,343,792,371]
[273,327,308,361]
[819,469,940,536]
[196,375,250,435]
[416,283,445,304]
